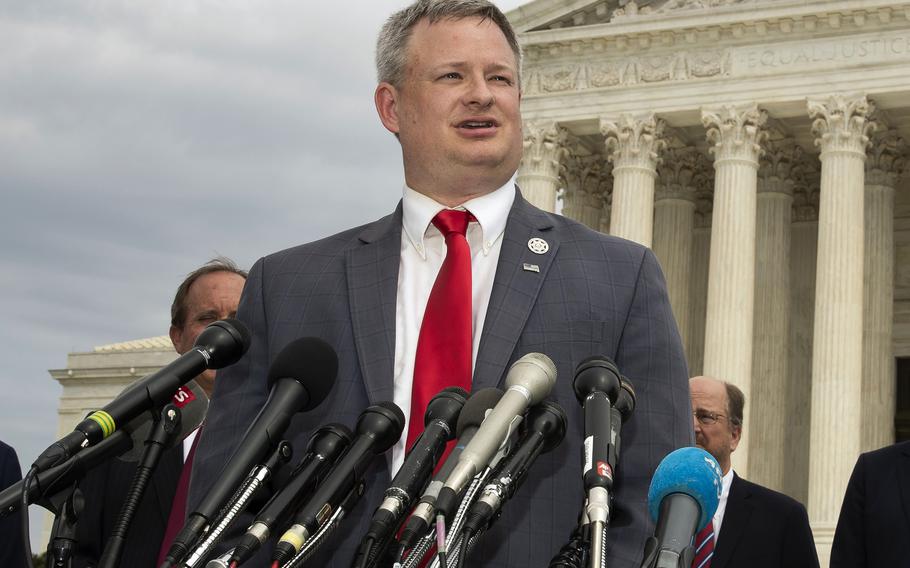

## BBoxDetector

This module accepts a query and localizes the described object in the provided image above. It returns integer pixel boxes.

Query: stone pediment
[507,0,773,32]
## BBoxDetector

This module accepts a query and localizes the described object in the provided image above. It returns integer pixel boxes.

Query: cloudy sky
[0,0,527,550]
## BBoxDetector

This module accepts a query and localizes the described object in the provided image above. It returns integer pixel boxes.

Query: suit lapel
[473,189,558,390]
[713,474,753,568]
[899,444,910,529]
[346,204,403,404]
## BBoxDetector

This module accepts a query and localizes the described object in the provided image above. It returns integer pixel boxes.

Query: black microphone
[435,353,556,520]
[353,387,468,568]
[572,356,623,567]
[640,448,722,568]
[33,319,249,472]
[0,381,209,516]
[272,402,405,566]
[395,388,503,558]
[160,336,337,568]
[228,423,353,568]
[462,401,567,538]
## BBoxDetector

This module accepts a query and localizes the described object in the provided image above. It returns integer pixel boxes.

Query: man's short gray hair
[376,0,522,88]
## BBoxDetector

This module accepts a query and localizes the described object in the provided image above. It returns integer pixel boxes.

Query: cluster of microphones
[0,319,726,568]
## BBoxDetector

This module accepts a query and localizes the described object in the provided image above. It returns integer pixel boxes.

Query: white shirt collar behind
[713,468,736,538]
[401,175,516,259]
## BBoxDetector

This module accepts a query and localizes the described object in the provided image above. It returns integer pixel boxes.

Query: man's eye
[491,75,513,85]
[440,72,462,80]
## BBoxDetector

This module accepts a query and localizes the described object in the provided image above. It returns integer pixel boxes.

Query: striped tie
[692,522,714,568]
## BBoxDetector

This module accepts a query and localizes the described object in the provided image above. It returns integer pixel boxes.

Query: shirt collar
[401,175,516,259]
[721,468,734,499]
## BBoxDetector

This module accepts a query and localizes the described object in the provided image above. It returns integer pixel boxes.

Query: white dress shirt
[712,468,735,538]
[390,177,516,472]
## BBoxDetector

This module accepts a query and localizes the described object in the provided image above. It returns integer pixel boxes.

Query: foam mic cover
[647,447,723,532]
[267,336,338,409]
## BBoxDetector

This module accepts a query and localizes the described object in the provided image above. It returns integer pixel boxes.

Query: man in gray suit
[188,1,692,566]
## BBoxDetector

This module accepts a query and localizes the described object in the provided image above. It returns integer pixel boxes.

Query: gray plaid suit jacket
[188,189,692,567]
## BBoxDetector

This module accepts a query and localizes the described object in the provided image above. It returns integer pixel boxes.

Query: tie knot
[432,209,474,237]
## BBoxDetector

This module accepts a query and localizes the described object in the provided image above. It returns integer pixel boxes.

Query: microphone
[395,388,503,557]
[0,380,209,515]
[228,423,353,568]
[573,356,621,497]
[33,319,249,472]
[161,336,337,568]
[272,402,405,567]
[462,400,567,538]
[640,447,723,568]
[353,387,468,568]
[434,353,556,520]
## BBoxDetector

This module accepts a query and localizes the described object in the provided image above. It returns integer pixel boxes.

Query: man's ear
[169,325,185,355]
[375,82,401,135]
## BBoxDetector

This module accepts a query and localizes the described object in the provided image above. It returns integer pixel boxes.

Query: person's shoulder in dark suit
[0,440,29,568]
[717,475,818,568]
[831,440,910,568]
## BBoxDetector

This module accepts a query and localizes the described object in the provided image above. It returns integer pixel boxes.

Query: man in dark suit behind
[0,440,28,567]
[72,258,246,568]
[188,2,693,566]
[830,440,910,567]
[689,376,819,568]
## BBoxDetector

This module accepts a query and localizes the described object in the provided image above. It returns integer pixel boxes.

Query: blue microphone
[641,447,723,568]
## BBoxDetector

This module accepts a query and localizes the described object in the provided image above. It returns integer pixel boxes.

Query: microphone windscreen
[119,380,209,462]
[456,388,503,438]
[647,447,723,531]
[198,318,252,368]
[267,337,338,410]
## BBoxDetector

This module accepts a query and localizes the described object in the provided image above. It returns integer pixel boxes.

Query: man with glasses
[688,376,818,568]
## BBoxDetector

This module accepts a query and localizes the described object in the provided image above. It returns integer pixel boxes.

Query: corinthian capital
[521,120,569,179]
[656,147,706,202]
[807,94,874,157]
[701,103,768,165]
[600,113,667,173]
[758,139,803,195]
[865,127,906,187]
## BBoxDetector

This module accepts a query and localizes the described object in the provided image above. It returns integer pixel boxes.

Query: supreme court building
[505,0,910,562]
[49,0,910,563]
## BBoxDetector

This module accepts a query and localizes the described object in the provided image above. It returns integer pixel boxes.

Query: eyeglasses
[693,410,728,426]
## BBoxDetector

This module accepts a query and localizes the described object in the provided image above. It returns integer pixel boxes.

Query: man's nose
[463,76,494,108]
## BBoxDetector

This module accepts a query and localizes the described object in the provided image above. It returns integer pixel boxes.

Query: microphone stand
[98,404,182,568]
[184,440,293,568]
[282,479,366,568]
[47,484,85,568]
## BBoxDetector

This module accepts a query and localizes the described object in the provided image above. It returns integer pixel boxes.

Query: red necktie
[692,522,715,568]
[407,210,474,449]
[157,429,201,566]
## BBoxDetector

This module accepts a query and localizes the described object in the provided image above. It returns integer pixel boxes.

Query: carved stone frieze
[702,104,769,164]
[601,113,668,172]
[524,49,731,95]
[520,120,569,180]
[808,94,875,157]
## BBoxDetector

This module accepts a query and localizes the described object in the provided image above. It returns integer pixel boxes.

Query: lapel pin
[523,263,540,273]
[527,237,549,255]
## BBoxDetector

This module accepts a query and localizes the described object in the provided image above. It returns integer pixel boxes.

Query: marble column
[806,94,873,563]
[518,120,569,212]
[601,114,667,247]
[560,144,586,222]
[749,139,800,492]
[785,166,820,506]
[701,104,768,477]
[653,147,703,350]
[862,125,904,452]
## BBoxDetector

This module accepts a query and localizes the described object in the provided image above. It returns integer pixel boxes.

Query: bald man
[688,376,818,568]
